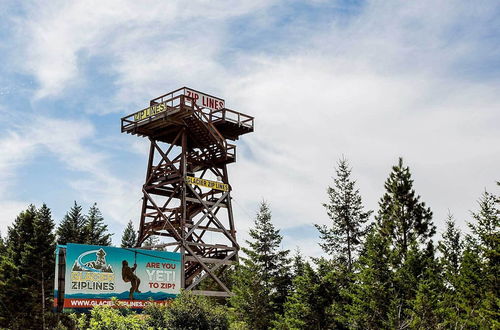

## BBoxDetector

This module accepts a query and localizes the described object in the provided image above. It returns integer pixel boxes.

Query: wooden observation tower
[121,87,253,297]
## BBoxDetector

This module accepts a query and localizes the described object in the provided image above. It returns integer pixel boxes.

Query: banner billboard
[54,243,181,311]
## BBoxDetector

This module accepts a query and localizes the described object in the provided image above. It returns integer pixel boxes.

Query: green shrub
[69,300,148,330]
[144,291,229,330]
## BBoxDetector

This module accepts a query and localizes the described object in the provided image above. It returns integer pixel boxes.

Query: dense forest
[0,157,498,329]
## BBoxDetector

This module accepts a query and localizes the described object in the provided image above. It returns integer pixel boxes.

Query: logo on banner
[71,248,115,291]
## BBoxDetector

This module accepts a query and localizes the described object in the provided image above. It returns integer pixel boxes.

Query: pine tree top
[376,158,435,258]
[316,157,372,268]
[121,220,137,248]
[242,201,290,285]
[85,203,112,246]
[56,201,87,245]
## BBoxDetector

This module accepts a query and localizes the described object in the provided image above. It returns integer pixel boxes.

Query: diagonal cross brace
[185,191,228,239]
[186,184,239,249]
[185,250,237,292]
[142,188,182,242]
[183,244,232,294]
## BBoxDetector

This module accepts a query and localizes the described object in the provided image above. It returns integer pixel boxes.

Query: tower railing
[121,93,254,139]
[209,108,254,128]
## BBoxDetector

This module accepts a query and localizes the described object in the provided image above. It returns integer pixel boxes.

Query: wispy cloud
[16,0,278,100]
[0,115,140,233]
[1,0,499,252]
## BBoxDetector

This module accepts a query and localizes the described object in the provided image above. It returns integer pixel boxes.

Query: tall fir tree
[347,228,393,329]
[454,245,486,327]
[409,246,444,329]
[389,240,439,328]
[231,263,273,330]
[0,233,5,255]
[273,260,339,330]
[462,190,500,327]
[0,205,37,328]
[376,157,435,261]
[437,213,463,327]
[375,158,436,327]
[32,204,56,328]
[121,220,137,248]
[468,191,499,285]
[84,203,112,246]
[0,204,56,329]
[438,213,463,288]
[231,201,291,329]
[0,253,19,327]
[315,157,372,271]
[56,201,86,244]
[291,248,306,278]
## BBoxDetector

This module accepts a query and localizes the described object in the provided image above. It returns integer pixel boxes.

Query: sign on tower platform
[132,87,225,122]
[185,88,225,111]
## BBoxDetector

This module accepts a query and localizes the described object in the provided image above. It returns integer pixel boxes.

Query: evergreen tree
[32,204,56,328]
[435,190,500,329]
[0,254,20,327]
[230,201,291,329]
[121,220,137,248]
[347,228,393,329]
[0,233,5,255]
[273,260,339,330]
[469,191,499,285]
[84,203,112,246]
[315,157,372,271]
[0,206,37,328]
[389,241,439,328]
[374,158,436,327]
[409,249,445,329]
[454,245,486,327]
[6,205,37,264]
[291,248,306,278]
[56,201,86,244]
[376,158,435,261]
[231,264,271,330]
[438,213,463,288]
[0,204,56,329]
[463,190,500,327]
[437,213,463,327]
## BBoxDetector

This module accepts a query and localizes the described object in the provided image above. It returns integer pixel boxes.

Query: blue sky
[0,1,499,257]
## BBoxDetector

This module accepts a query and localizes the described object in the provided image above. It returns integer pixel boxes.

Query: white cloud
[0,129,38,234]
[222,1,500,251]
[226,55,499,240]
[18,0,278,99]
[5,0,500,255]
[0,115,141,235]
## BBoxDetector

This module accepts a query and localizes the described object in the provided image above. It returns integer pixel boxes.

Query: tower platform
[121,87,253,144]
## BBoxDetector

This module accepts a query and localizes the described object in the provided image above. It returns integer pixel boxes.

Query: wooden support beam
[185,256,235,265]
[185,224,227,233]
[191,290,233,297]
